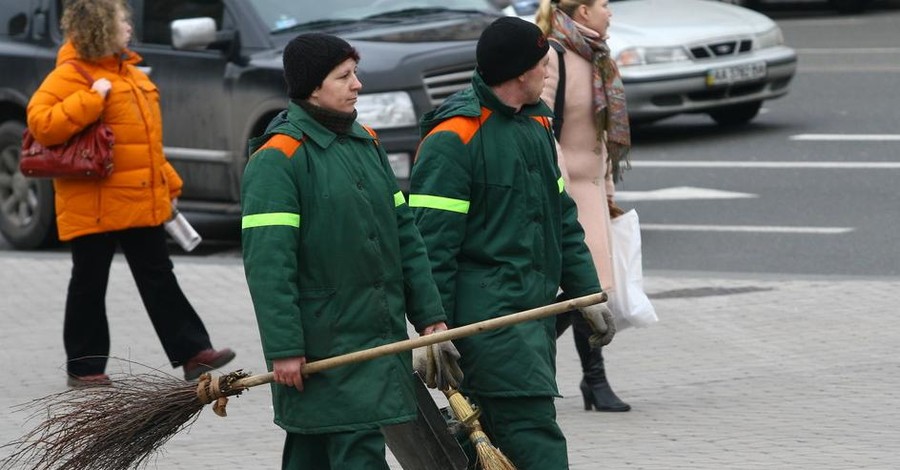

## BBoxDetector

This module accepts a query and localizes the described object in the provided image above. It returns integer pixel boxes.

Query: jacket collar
[418,72,553,137]
[472,72,553,119]
[57,41,143,73]
[284,101,373,149]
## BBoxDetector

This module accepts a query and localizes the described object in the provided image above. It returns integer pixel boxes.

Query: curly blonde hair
[535,0,595,35]
[61,0,131,60]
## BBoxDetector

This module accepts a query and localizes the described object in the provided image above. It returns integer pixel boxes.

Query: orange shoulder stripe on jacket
[361,125,380,146]
[532,115,550,128]
[257,134,303,158]
[424,107,492,145]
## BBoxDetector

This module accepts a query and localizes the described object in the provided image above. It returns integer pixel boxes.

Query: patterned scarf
[550,9,631,182]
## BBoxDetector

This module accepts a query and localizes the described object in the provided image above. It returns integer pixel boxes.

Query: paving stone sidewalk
[1,251,898,469]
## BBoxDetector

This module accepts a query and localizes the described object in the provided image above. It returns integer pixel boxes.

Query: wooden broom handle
[232,292,607,389]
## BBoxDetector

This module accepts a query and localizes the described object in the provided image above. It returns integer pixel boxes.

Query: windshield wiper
[362,7,486,21]
[271,18,358,34]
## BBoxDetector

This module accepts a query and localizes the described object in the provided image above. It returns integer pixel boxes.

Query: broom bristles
[471,429,516,470]
[443,388,517,470]
[0,369,249,470]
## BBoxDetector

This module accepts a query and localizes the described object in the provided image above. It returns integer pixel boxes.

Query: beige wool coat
[542,42,616,290]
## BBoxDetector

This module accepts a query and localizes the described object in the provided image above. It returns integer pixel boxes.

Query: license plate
[706,62,767,86]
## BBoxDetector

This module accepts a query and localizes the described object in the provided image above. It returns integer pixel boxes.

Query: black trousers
[64,225,211,376]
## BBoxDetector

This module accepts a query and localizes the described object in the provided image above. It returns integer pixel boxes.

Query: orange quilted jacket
[26,42,183,241]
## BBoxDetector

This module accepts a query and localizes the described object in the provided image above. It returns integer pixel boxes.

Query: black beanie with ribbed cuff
[283,33,359,100]
[476,17,549,86]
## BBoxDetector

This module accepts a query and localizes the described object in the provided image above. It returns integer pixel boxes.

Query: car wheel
[829,0,869,13]
[0,121,58,249]
[708,101,762,127]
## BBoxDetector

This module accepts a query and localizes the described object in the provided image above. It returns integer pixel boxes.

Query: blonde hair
[61,0,131,59]
[535,0,595,35]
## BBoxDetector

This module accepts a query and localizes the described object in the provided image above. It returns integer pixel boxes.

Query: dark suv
[0,0,500,248]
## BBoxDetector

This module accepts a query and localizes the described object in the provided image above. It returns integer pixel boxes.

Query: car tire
[829,0,870,13]
[0,120,58,249]
[708,101,762,127]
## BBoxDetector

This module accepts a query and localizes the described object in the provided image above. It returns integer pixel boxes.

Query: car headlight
[753,26,784,50]
[355,91,417,129]
[616,46,690,67]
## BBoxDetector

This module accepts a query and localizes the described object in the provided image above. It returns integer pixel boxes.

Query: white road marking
[630,161,900,169]
[616,186,756,202]
[798,65,900,73]
[623,162,880,234]
[640,224,854,234]
[795,47,900,54]
[790,134,900,141]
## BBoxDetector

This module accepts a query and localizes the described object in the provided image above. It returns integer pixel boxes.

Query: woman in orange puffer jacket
[26,0,234,387]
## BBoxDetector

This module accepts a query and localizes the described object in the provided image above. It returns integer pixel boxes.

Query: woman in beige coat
[537,0,632,412]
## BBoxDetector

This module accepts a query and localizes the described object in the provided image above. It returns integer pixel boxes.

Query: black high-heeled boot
[572,315,631,412]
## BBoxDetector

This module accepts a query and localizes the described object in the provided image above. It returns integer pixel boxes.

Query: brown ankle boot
[183,348,236,380]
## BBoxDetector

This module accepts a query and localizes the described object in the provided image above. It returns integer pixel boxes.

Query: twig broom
[1,293,605,470]
[443,388,516,470]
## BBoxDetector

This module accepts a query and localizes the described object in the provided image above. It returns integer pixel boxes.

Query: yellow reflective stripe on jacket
[557,177,565,193]
[241,212,301,229]
[408,194,470,214]
[394,191,406,207]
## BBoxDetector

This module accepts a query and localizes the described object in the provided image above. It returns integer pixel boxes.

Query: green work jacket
[409,74,601,397]
[241,103,446,433]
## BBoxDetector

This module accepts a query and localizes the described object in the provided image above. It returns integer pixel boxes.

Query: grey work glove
[412,341,463,390]
[579,302,616,348]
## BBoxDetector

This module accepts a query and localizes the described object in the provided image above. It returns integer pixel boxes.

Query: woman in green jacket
[241,33,449,470]
[409,17,615,470]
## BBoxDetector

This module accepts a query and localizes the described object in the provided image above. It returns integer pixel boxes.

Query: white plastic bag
[608,209,658,330]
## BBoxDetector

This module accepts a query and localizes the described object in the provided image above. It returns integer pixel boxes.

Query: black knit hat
[476,17,549,86]
[283,33,360,100]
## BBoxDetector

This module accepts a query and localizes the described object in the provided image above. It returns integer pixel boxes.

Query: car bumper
[620,46,798,122]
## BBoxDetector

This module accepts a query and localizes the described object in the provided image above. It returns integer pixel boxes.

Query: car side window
[141,0,224,46]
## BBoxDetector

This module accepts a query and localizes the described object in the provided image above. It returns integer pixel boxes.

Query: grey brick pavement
[1,251,898,469]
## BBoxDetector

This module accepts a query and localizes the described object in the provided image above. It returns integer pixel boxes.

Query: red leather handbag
[19,61,114,179]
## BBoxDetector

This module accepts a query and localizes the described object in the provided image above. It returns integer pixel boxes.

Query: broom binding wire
[195,370,251,417]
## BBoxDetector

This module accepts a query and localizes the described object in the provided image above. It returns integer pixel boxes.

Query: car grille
[689,39,753,60]
[423,65,475,107]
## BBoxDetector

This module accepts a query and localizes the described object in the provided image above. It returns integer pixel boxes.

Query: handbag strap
[62,60,95,85]
[549,40,566,141]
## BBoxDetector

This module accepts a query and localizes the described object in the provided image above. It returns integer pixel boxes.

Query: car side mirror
[170,17,217,50]
[170,17,247,66]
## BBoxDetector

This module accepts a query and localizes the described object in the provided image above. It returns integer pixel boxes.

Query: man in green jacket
[241,33,453,469]
[409,17,616,470]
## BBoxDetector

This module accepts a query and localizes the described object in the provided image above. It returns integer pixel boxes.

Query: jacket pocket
[135,79,159,102]
[298,287,337,359]
[453,265,502,326]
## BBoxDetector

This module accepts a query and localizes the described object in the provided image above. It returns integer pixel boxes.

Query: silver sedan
[507,0,798,126]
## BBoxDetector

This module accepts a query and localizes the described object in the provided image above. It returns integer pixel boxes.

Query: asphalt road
[620,7,900,277]
[3,4,898,278]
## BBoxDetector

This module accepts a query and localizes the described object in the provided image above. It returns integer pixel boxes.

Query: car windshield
[249,0,495,34]
[508,0,626,16]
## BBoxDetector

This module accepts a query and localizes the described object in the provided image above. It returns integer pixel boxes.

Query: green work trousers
[281,428,390,470]
[464,394,569,470]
